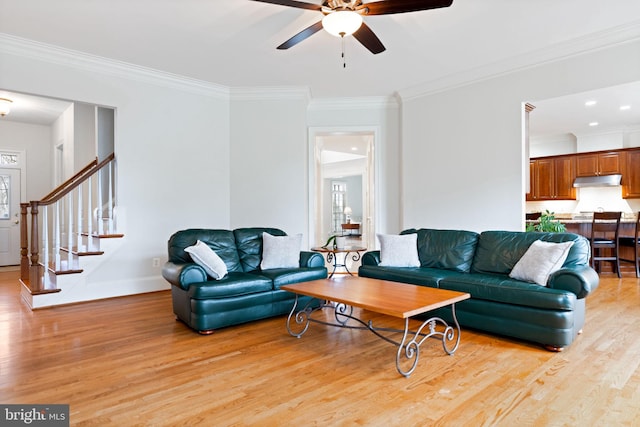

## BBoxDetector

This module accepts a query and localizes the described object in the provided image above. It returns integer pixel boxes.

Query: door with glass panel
[0,167,20,265]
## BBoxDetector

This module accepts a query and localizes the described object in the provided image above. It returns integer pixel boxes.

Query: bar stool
[620,212,640,277]
[590,211,622,278]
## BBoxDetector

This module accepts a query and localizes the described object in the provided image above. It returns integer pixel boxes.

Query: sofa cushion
[509,240,573,286]
[260,232,302,270]
[358,265,464,288]
[439,273,576,311]
[402,228,479,273]
[471,231,588,275]
[187,272,273,299]
[258,268,328,289]
[234,228,287,272]
[168,229,243,273]
[184,240,228,280]
[377,233,420,267]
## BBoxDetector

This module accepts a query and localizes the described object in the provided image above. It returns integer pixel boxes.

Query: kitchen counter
[527,213,637,224]
[527,217,637,238]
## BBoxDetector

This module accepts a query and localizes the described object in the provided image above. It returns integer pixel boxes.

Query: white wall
[0,120,51,201]
[51,104,74,183]
[0,37,231,296]
[576,131,625,152]
[530,133,577,158]
[625,129,640,147]
[400,38,640,233]
[73,102,96,168]
[229,91,309,238]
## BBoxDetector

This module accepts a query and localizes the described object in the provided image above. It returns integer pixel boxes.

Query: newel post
[20,203,29,282]
[28,201,42,292]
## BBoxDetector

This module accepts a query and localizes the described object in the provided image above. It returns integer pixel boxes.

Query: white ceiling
[0,91,72,125]
[1,1,640,133]
[529,81,640,139]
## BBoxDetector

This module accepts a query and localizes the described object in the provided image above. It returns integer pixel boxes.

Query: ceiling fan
[251,0,454,55]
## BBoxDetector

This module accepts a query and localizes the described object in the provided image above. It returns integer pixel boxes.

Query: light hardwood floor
[1,269,639,426]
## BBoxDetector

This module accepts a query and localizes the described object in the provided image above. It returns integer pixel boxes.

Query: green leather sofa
[162,228,327,334]
[358,229,600,350]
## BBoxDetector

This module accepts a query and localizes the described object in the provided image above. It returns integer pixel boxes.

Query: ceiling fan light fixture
[322,11,363,37]
[0,98,13,117]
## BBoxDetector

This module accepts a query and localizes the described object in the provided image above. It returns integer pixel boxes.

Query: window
[0,174,9,219]
[331,181,346,234]
[0,153,18,166]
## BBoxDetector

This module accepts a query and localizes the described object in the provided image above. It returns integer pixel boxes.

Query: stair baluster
[19,154,117,294]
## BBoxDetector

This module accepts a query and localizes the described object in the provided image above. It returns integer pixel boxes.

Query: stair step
[81,232,125,239]
[20,279,61,295]
[60,247,105,256]
[43,262,83,275]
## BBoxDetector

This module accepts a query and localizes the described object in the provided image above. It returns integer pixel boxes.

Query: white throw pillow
[184,240,228,280]
[260,232,302,270]
[377,233,420,267]
[509,240,574,286]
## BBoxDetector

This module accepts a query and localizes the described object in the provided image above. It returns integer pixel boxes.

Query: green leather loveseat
[358,229,600,350]
[162,227,327,334]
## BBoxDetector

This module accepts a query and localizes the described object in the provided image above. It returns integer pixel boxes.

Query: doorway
[0,153,24,266]
[309,129,376,260]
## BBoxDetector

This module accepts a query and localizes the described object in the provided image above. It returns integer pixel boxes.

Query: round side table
[310,246,367,278]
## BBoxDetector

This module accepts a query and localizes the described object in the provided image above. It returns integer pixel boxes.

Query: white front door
[0,168,21,266]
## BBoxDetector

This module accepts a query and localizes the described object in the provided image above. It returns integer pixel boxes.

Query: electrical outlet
[152,257,161,268]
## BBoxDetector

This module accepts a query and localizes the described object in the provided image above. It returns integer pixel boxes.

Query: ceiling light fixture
[585,100,597,107]
[620,105,631,111]
[0,98,13,117]
[589,122,599,127]
[322,11,363,37]
[322,10,364,69]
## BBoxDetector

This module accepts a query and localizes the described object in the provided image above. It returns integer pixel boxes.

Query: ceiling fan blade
[352,22,385,54]
[277,21,324,50]
[357,0,453,15]
[250,0,323,11]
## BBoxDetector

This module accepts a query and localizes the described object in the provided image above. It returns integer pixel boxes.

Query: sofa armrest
[300,251,325,268]
[547,265,599,299]
[162,261,207,290]
[361,250,381,266]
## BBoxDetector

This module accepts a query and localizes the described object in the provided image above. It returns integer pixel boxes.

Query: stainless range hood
[573,174,622,187]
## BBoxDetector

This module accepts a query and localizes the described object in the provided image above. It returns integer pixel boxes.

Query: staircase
[19,153,123,308]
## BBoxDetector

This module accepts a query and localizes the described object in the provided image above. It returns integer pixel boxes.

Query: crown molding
[398,19,640,102]
[0,33,229,99]
[308,96,400,110]
[229,86,312,101]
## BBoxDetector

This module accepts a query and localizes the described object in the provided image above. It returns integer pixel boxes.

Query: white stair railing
[20,154,117,294]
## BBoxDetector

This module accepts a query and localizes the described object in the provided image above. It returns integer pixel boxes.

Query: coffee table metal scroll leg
[395,304,463,377]
[286,294,311,338]
[396,318,420,377]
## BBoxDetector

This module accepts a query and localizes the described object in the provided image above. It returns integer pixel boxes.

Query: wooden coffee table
[280,276,470,377]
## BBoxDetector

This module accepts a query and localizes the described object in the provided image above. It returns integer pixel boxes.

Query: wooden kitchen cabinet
[576,151,622,177]
[527,155,576,200]
[622,149,640,198]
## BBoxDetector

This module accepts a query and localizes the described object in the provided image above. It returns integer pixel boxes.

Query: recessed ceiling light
[620,105,631,111]
[351,147,358,151]
[589,122,599,127]
[585,100,597,107]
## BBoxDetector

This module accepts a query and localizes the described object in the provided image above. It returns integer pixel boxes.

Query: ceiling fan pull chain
[341,33,346,68]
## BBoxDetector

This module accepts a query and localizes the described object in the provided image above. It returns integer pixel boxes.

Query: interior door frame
[307,126,380,250]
